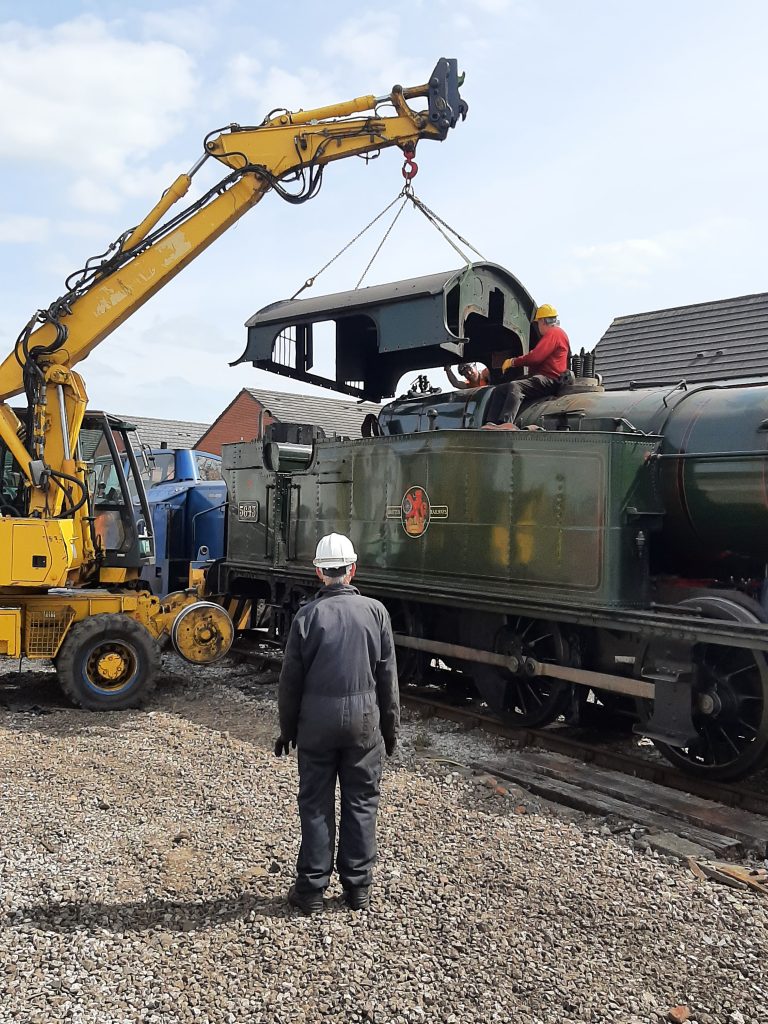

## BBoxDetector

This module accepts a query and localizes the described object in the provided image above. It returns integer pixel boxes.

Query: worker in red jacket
[486,304,570,427]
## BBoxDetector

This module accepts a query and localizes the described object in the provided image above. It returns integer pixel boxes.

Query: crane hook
[401,143,418,182]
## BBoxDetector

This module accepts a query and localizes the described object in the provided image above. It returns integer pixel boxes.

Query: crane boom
[0,58,465,593]
[0,61,466,402]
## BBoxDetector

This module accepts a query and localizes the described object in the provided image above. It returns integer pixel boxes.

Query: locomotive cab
[236,262,538,404]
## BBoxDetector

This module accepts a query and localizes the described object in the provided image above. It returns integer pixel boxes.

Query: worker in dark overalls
[275,533,400,914]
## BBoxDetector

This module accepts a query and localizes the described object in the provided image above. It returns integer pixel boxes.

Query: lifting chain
[290,145,485,299]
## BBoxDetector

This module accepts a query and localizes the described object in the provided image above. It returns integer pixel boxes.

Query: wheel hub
[95,651,128,681]
[462,613,570,729]
[696,689,723,717]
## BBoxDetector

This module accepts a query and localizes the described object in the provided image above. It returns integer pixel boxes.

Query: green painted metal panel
[521,381,768,575]
[225,429,662,609]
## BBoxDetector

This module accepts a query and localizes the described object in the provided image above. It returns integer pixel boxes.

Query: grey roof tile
[115,414,211,450]
[244,388,382,438]
[594,292,768,389]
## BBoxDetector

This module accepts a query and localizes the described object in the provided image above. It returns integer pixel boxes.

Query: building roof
[595,291,768,389]
[115,414,211,450]
[244,388,382,438]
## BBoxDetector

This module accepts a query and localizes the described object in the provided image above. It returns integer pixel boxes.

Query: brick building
[196,387,382,456]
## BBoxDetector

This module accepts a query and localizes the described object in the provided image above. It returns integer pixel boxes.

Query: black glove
[384,736,396,757]
[274,737,296,757]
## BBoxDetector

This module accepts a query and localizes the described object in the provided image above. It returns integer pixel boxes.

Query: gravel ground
[0,655,766,1024]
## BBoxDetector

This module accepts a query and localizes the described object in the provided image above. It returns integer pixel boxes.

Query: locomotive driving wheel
[386,601,424,687]
[463,613,571,728]
[645,596,768,781]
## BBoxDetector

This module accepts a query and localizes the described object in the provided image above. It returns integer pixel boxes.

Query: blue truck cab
[139,447,226,596]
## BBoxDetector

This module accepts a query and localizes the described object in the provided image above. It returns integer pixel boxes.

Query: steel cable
[290,191,406,299]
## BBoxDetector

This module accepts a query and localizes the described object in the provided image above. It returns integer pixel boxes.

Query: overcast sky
[0,0,765,423]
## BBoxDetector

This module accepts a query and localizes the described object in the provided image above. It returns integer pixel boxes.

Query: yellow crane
[0,59,467,709]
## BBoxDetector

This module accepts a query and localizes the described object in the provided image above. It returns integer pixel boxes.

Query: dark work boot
[344,886,371,911]
[287,885,324,915]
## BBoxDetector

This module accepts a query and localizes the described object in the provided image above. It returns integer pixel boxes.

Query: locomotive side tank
[379,379,768,579]
[225,428,660,608]
[220,264,768,782]
[519,382,768,579]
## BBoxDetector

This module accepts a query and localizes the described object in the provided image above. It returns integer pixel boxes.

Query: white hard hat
[313,533,358,569]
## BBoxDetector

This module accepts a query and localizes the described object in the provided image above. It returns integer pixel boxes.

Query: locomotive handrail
[651,450,768,461]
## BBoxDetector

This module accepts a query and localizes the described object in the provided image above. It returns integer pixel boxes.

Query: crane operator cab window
[0,442,27,518]
[88,454,127,551]
[79,415,154,568]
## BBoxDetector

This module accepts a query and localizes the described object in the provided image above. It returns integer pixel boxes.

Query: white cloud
[443,0,540,35]
[322,13,423,87]
[0,16,198,208]
[225,54,263,100]
[67,176,123,216]
[219,55,338,114]
[0,214,48,243]
[67,160,190,216]
[258,66,339,112]
[566,219,743,288]
[58,219,112,239]
[462,0,519,12]
[570,237,668,284]
[140,5,221,52]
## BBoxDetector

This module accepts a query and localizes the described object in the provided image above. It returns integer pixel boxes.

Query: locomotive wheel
[386,601,424,687]
[464,613,571,728]
[647,596,768,781]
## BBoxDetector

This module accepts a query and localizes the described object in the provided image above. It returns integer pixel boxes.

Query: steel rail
[228,633,768,815]
[401,691,768,817]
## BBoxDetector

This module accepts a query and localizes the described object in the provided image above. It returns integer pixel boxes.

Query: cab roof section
[235,262,536,402]
[80,411,141,433]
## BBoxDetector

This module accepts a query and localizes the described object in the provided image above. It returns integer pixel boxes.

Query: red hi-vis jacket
[510,326,570,380]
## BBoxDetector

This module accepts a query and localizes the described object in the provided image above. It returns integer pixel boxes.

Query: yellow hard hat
[534,303,558,320]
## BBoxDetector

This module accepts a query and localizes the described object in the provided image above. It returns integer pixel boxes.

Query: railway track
[402,690,768,816]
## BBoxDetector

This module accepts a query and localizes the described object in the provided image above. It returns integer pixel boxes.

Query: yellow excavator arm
[0,60,466,405]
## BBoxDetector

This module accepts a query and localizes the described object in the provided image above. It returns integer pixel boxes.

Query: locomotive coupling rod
[527,659,656,700]
[393,634,655,700]
[393,633,520,672]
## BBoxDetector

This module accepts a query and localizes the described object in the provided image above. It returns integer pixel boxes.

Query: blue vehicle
[136,448,226,596]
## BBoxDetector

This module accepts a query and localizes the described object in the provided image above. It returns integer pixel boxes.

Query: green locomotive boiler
[215,264,768,781]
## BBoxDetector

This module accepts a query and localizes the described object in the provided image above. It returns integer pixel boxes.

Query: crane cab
[0,411,154,590]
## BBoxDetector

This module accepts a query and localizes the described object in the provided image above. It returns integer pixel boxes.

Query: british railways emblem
[386,485,449,537]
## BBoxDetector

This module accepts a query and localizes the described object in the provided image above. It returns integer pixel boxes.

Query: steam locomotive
[212,263,768,782]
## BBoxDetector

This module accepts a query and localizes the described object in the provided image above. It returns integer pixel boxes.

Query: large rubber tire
[55,614,160,711]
